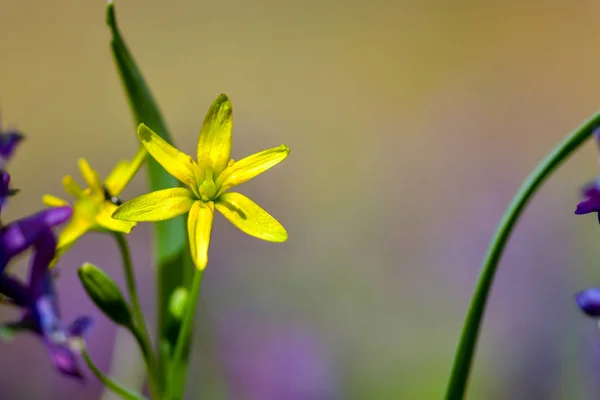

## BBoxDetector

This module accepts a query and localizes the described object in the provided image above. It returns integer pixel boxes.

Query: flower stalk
[82,346,148,400]
[165,269,205,400]
[445,111,600,400]
[112,231,162,398]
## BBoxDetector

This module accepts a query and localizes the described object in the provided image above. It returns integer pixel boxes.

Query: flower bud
[575,288,600,317]
[169,286,189,321]
[78,263,133,328]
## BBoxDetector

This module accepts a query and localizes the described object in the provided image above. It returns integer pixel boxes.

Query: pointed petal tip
[216,93,230,103]
[46,206,73,226]
[137,123,153,142]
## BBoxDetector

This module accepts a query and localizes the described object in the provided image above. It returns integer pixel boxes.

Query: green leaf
[106,1,193,385]
[78,263,133,328]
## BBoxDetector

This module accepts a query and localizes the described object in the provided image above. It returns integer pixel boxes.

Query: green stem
[165,269,205,400]
[444,112,600,400]
[106,3,193,384]
[113,232,162,398]
[82,346,148,400]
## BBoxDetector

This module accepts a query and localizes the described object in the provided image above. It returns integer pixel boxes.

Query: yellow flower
[112,94,289,270]
[43,150,145,256]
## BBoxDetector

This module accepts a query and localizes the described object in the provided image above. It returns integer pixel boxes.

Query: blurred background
[2,0,600,399]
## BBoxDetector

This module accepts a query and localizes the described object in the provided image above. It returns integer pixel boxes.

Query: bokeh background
[2,1,600,399]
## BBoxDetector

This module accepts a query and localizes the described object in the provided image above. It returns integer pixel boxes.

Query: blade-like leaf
[106,2,193,386]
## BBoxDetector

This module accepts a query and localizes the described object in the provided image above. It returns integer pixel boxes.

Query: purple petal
[0,131,23,160]
[0,274,29,307]
[28,230,60,323]
[575,179,600,216]
[45,341,84,380]
[575,197,600,215]
[0,171,10,208]
[582,179,600,198]
[2,206,72,259]
[575,288,600,317]
[68,316,93,337]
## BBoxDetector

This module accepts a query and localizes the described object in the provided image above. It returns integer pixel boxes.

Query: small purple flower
[0,130,23,161]
[576,288,600,317]
[218,314,338,400]
[0,228,92,379]
[0,171,19,210]
[0,204,72,274]
[575,179,600,222]
[0,112,23,165]
[0,172,10,209]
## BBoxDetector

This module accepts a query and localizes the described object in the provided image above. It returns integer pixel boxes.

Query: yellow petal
[112,188,196,222]
[216,145,290,196]
[78,158,103,193]
[56,211,94,253]
[187,201,214,270]
[104,148,146,195]
[62,175,84,198]
[95,203,136,233]
[197,94,232,177]
[42,195,68,207]
[215,192,287,242]
[137,124,202,191]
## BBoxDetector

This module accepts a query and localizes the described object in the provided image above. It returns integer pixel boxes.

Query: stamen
[103,186,123,206]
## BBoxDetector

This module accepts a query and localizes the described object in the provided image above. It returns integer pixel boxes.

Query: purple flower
[575,179,600,222]
[0,171,19,210]
[575,288,600,317]
[0,204,72,274]
[0,112,23,165]
[218,314,338,400]
[0,130,23,162]
[0,228,92,379]
[574,130,600,221]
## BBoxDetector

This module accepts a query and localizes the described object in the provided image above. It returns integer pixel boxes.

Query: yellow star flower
[43,150,144,256]
[112,94,289,270]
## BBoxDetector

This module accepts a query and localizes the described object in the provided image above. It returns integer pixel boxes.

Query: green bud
[78,263,133,328]
[168,287,189,321]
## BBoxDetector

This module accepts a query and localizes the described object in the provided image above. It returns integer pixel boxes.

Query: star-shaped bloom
[1,172,73,274]
[113,94,289,269]
[42,153,144,256]
[0,228,92,379]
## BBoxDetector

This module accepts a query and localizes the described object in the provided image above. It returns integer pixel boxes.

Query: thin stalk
[445,112,600,400]
[113,232,162,398]
[82,346,148,400]
[165,269,204,400]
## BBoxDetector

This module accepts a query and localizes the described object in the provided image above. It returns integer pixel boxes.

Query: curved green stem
[113,232,162,398]
[445,112,600,400]
[165,269,204,400]
[82,346,148,400]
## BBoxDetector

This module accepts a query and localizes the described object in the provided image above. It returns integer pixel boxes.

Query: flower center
[198,169,217,201]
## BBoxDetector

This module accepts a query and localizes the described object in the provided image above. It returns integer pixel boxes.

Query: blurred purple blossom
[0,228,92,379]
[0,202,72,274]
[575,288,600,318]
[0,112,23,169]
[0,131,23,163]
[218,313,338,400]
[575,179,600,222]
[574,129,600,222]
